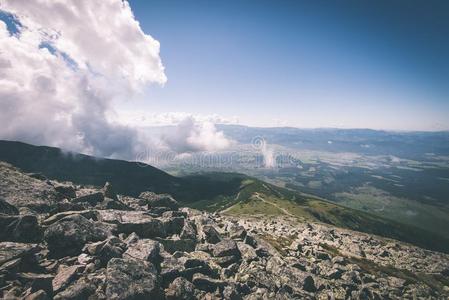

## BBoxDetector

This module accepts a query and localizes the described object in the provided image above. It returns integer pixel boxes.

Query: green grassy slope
[183,173,449,254]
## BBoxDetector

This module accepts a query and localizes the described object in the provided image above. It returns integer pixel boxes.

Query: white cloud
[162,117,232,153]
[118,111,239,127]
[0,0,166,158]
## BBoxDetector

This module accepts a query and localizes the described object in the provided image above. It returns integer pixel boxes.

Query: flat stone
[106,258,161,299]
[72,192,104,206]
[97,210,166,238]
[18,273,54,295]
[0,242,39,266]
[158,237,196,254]
[123,239,160,263]
[212,239,240,258]
[52,265,84,293]
[44,214,110,257]
[191,273,225,292]
[165,277,195,300]
[0,214,42,242]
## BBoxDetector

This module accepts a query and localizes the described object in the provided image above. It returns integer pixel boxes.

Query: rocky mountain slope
[1,162,449,299]
[2,140,448,254]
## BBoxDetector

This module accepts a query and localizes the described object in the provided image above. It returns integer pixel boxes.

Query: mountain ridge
[1,139,449,254]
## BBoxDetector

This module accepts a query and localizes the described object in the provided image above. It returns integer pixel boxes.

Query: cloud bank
[0,0,166,159]
[162,117,232,153]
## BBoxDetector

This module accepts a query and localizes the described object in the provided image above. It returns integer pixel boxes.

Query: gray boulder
[85,236,126,265]
[123,239,160,263]
[165,277,195,300]
[139,191,179,210]
[54,185,76,199]
[0,214,42,242]
[52,265,84,294]
[97,210,166,238]
[102,182,117,200]
[106,258,161,299]
[180,220,197,240]
[72,192,104,206]
[160,216,185,235]
[0,198,19,215]
[157,237,196,254]
[17,272,54,296]
[192,273,225,293]
[202,225,221,244]
[213,240,240,258]
[44,215,110,257]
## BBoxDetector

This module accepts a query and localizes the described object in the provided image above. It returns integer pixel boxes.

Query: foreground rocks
[0,163,449,299]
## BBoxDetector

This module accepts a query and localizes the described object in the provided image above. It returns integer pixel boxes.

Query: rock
[237,242,257,262]
[192,273,225,292]
[106,258,161,299]
[202,225,222,244]
[0,214,42,242]
[160,255,183,285]
[229,225,246,240]
[52,265,83,294]
[195,243,212,253]
[222,284,242,300]
[180,258,215,279]
[139,191,179,210]
[50,201,89,214]
[0,242,39,273]
[213,239,240,258]
[24,290,49,300]
[102,182,117,200]
[77,253,94,265]
[0,163,59,213]
[148,206,173,216]
[213,255,240,268]
[44,214,110,257]
[99,197,131,210]
[17,273,54,295]
[54,185,76,199]
[158,237,196,254]
[180,220,197,240]
[0,198,19,215]
[314,250,331,261]
[42,210,98,226]
[53,277,97,300]
[165,277,195,300]
[255,247,270,258]
[123,239,160,263]
[97,210,166,238]
[160,216,185,235]
[244,234,258,248]
[72,192,104,206]
[325,268,344,280]
[85,236,126,265]
[124,232,140,245]
[162,211,187,218]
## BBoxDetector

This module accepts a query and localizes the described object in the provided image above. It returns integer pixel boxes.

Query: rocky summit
[0,161,449,299]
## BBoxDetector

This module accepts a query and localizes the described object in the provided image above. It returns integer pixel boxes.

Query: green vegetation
[334,185,449,238]
[183,173,449,254]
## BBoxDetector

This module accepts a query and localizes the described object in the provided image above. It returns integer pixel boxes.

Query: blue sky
[124,0,449,131]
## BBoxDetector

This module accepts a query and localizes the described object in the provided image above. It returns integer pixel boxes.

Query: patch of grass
[260,233,295,256]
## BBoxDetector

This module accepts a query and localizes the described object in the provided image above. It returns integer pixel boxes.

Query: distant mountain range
[1,139,449,253]
[215,125,449,159]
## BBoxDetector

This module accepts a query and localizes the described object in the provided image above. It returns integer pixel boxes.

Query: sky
[1,0,449,160]
[123,0,449,131]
